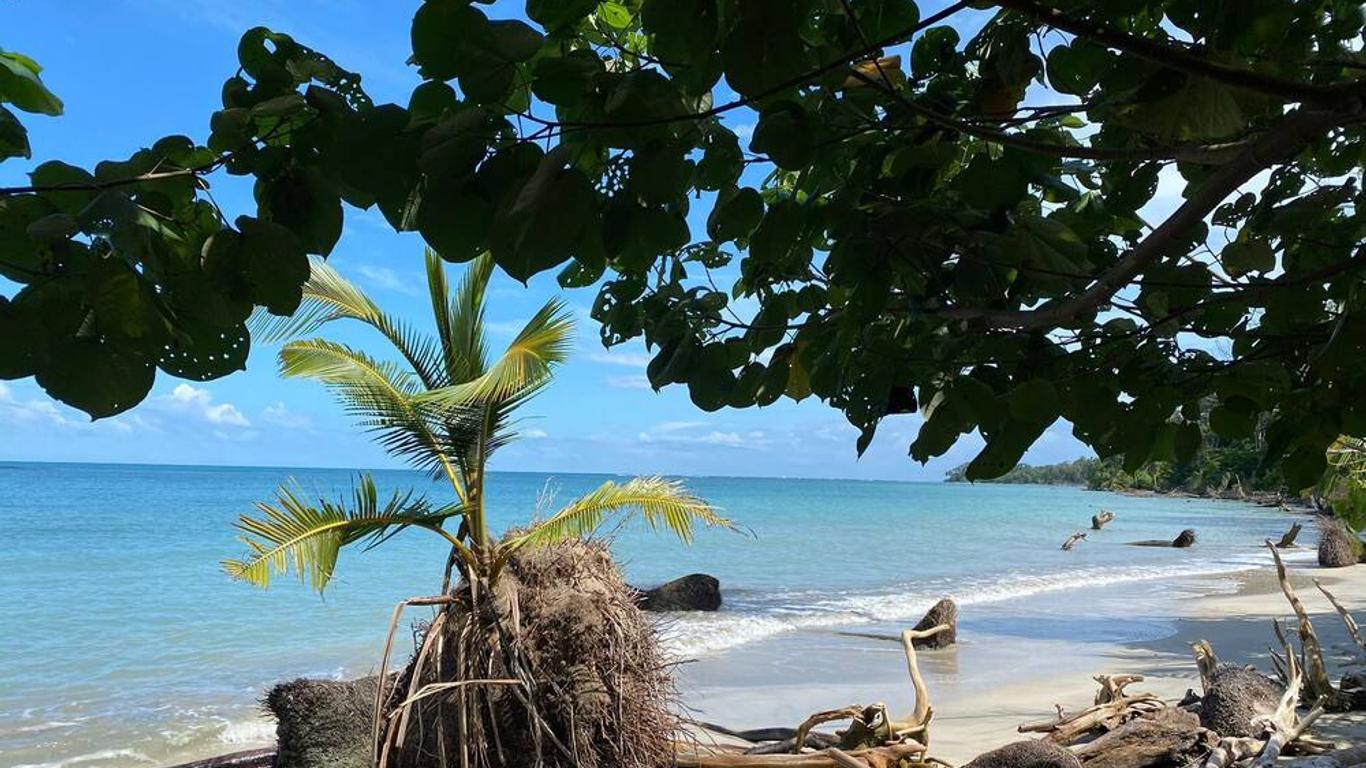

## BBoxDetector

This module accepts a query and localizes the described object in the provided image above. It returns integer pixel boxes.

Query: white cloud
[205,403,251,427]
[164,384,250,428]
[588,350,652,368]
[355,264,419,296]
[655,420,705,433]
[262,402,312,429]
[169,383,212,406]
[606,375,652,390]
[636,421,762,450]
[522,428,549,439]
[0,384,74,426]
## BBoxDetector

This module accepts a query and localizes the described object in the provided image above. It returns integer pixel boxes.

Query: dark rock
[1128,530,1197,548]
[964,740,1082,768]
[912,598,958,648]
[1319,518,1362,568]
[266,676,378,768]
[637,573,721,612]
[1072,707,1214,768]
[1342,670,1366,691]
[1199,666,1282,738]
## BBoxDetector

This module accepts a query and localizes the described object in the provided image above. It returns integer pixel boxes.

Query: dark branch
[992,0,1366,106]
[939,107,1345,330]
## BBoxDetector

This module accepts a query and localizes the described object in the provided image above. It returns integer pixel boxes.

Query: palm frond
[498,477,733,559]
[445,250,495,384]
[223,474,467,592]
[414,297,573,413]
[251,258,446,388]
[279,339,476,480]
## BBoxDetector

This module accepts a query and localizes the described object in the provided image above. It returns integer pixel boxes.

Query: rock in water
[1073,707,1215,768]
[964,740,1082,768]
[638,573,721,611]
[267,677,378,768]
[912,598,958,648]
[1319,518,1361,568]
[1172,529,1197,548]
[1199,666,1283,738]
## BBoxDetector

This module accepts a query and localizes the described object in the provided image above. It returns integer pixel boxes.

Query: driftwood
[674,742,926,768]
[1278,522,1304,548]
[1018,683,1163,745]
[1266,541,1343,707]
[163,749,277,768]
[1093,674,1144,705]
[676,625,949,768]
[1284,744,1366,768]
[1062,532,1088,551]
[1313,578,1366,659]
[1092,511,1116,530]
[1069,706,1215,768]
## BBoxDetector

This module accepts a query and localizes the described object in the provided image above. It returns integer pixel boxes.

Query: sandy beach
[677,542,1366,763]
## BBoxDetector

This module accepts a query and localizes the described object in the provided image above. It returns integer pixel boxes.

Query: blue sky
[0,0,1098,479]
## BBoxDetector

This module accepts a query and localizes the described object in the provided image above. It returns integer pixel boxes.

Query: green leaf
[1121,76,1256,142]
[642,0,719,67]
[750,102,815,170]
[159,319,251,381]
[527,0,597,29]
[600,2,633,29]
[35,339,155,419]
[0,105,31,160]
[255,166,343,257]
[1220,239,1275,278]
[707,186,763,242]
[911,27,959,78]
[722,0,810,98]
[696,128,742,190]
[531,50,604,106]
[0,51,63,116]
[1007,379,1060,423]
[1045,41,1111,96]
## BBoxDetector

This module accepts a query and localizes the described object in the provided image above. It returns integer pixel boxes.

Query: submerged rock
[1199,666,1282,738]
[912,597,958,648]
[1319,518,1361,568]
[267,676,378,768]
[964,740,1082,768]
[1128,530,1197,548]
[637,573,722,611]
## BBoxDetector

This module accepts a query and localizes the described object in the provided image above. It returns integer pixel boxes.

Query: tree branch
[992,0,1366,106]
[939,107,1344,330]
[846,67,1255,164]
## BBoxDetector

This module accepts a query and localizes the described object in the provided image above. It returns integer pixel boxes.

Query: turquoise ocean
[0,461,1307,768]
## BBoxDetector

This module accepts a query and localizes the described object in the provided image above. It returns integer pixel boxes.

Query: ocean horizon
[0,461,1307,768]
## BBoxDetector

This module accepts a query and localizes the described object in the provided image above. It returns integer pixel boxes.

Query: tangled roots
[385,539,675,768]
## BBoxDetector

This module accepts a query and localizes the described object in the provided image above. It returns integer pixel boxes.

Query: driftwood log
[164,749,277,768]
[1278,522,1303,548]
[1092,511,1116,530]
[1070,707,1215,768]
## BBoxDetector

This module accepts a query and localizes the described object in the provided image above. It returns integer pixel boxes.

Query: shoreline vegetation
[944,434,1318,510]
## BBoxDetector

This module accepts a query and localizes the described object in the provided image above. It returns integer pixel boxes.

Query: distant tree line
[946,434,1285,497]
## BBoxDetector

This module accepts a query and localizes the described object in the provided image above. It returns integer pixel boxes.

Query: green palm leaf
[251,258,446,388]
[223,474,468,592]
[415,297,573,412]
[498,477,733,563]
[431,249,493,386]
[279,339,475,482]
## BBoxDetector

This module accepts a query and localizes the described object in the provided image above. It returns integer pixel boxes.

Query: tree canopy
[3,1,1366,488]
